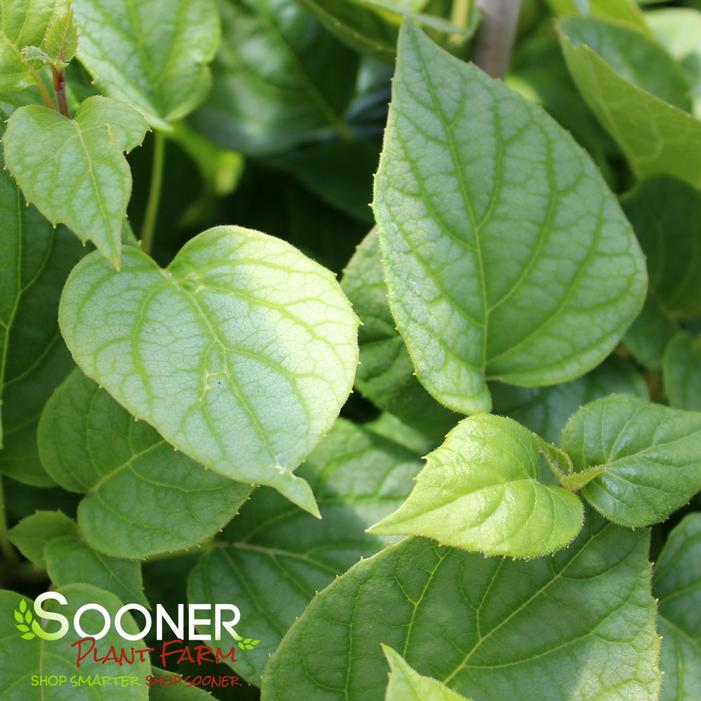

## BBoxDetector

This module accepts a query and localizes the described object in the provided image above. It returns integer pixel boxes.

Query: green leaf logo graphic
[231,630,261,651]
[238,637,261,651]
[14,599,36,640]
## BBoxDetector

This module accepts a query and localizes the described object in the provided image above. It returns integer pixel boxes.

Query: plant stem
[140,131,166,255]
[472,0,522,78]
[51,66,70,118]
[29,67,56,110]
[0,478,17,564]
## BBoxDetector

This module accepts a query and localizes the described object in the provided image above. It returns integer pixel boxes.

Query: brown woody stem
[472,0,522,78]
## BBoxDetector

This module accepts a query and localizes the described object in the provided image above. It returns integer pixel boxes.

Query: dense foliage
[2,0,701,699]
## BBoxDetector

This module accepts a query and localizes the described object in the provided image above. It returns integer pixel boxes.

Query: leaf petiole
[140,131,166,255]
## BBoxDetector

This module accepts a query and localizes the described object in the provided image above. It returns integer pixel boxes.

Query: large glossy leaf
[0,0,74,91]
[562,394,701,526]
[663,332,701,411]
[192,0,358,156]
[653,514,701,701]
[187,418,421,684]
[370,414,584,557]
[374,24,646,415]
[383,647,471,701]
[7,510,77,568]
[45,536,149,607]
[622,177,701,315]
[0,585,150,700]
[560,16,701,188]
[59,226,359,516]
[0,169,83,486]
[73,0,220,129]
[492,356,647,443]
[3,96,148,267]
[38,369,251,558]
[341,228,457,440]
[261,516,660,701]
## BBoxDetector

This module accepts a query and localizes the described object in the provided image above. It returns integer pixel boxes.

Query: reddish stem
[51,66,71,118]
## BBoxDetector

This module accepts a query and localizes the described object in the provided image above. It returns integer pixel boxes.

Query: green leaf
[73,0,220,129]
[38,369,251,558]
[0,585,150,699]
[663,331,701,411]
[192,0,358,156]
[41,0,77,65]
[0,0,72,91]
[45,535,149,608]
[0,169,83,486]
[622,177,701,315]
[341,228,458,441]
[647,7,701,117]
[623,298,679,371]
[188,418,422,684]
[299,0,400,63]
[373,23,646,415]
[59,226,359,516]
[299,0,475,64]
[7,510,77,568]
[492,356,647,444]
[3,96,148,268]
[546,0,650,34]
[653,514,701,701]
[261,516,661,700]
[369,414,584,557]
[562,394,701,526]
[560,16,701,188]
[563,16,690,109]
[383,646,471,701]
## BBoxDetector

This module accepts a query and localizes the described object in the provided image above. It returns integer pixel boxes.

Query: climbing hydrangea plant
[1,1,700,699]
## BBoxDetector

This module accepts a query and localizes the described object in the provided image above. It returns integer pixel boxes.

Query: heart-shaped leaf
[653,514,701,701]
[38,369,251,558]
[262,516,661,701]
[3,96,148,268]
[373,23,646,415]
[72,0,220,129]
[560,16,701,188]
[369,413,584,557]
[383,646,472,701]
[188,418,421,684]
[562,394,701,526]
[59,226,359,515]
[663,331,701,411]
